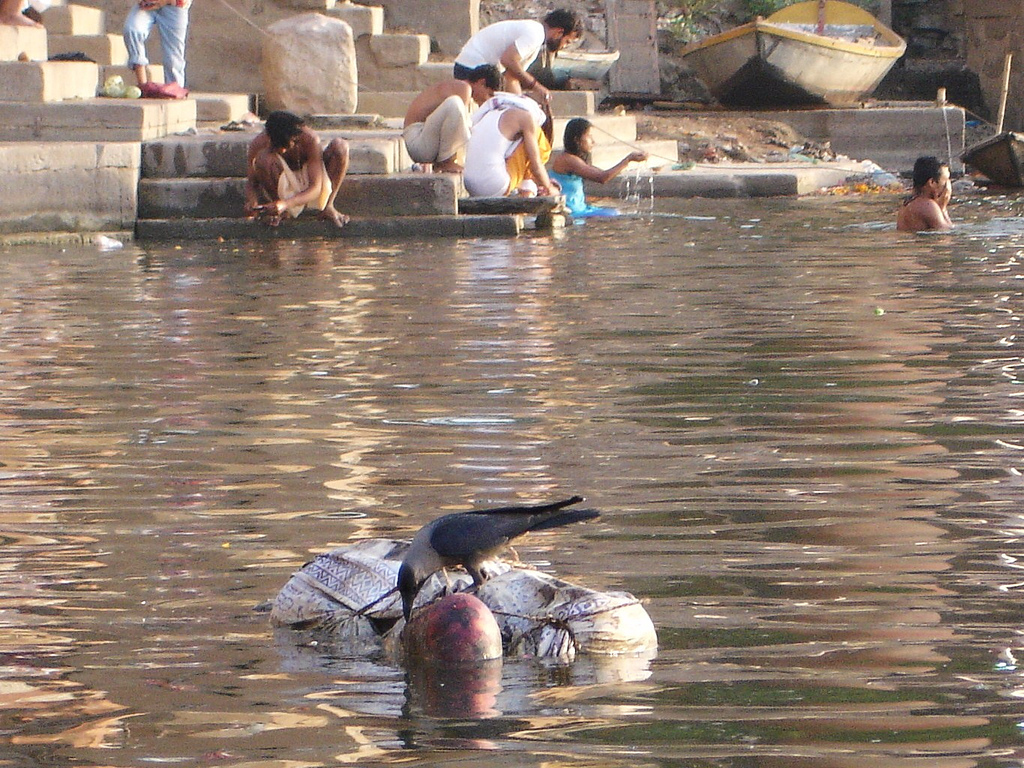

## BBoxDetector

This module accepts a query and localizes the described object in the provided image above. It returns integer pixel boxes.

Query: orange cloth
[504,128,551,193]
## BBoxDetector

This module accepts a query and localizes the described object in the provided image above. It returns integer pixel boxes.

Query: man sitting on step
[403,64,501,174]
[244,111,350,229]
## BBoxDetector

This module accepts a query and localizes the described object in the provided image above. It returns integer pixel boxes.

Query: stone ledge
[587,163,871,198]
[141,129,409,178]
[0,60,99,102]
[0,98,196,141]
[136,215,521,240]
[138,173,459,218]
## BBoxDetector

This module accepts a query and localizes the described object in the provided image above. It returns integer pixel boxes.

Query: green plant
[661,0,719,43]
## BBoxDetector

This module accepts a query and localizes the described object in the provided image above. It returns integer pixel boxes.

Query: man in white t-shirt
[453,9,582,103]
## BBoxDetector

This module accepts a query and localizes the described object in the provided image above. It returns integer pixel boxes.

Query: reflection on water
[3,194,1024,765]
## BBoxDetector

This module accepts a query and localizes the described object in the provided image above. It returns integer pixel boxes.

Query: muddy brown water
[3,194,1024,767]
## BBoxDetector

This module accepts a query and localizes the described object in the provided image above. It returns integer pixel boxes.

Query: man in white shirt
[453,9,582,103]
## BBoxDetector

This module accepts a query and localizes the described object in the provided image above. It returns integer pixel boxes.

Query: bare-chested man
[897,155,953,233]
[0,0,42,27]
[245,111,349,228]
[403,64,501,173]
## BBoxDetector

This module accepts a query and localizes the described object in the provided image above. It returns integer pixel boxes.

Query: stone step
[324,2,383,37]
[0,23,47,62]
[356,90,598,119]
[358,60,453,92]
[136,214,522,240]
[0,97,196,141]
[141,128,409,178]
[190,92,253,124]
[363,33,430,68]
[47,33,127,65]
[138,173,459,219]
[552,114,636,147]
[42,3,105,35]
[0,60,98,102]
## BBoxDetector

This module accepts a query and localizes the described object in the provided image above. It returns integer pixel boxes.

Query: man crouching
[245,111,350,228]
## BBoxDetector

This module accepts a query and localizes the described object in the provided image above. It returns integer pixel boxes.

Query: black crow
[397,496,599,620]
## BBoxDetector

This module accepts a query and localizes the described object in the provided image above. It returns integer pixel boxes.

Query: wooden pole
[997,52,1013,134]
[816,0,826,35]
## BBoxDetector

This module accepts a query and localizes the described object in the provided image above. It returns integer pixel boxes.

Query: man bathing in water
[245,111,350,228]
[897,156,953,232]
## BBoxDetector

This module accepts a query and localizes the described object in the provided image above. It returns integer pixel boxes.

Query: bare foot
[433,160,464,174]
[318,208,349,229]
[1,12,43,27]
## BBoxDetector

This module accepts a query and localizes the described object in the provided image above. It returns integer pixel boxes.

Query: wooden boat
[551,48,620,81]
[961,131,1024,187]
[680,0,906,107]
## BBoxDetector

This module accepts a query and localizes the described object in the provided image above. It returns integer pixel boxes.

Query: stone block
[370,0,477,57]
[0,60,99,102]
[47,33,128,65]
[325,2,383,38]
[262,13,357,115]
[548,90,596,117]
[367,33,429,68]
[191,92,252,123]
[354,90,416,118]
[552,114,636,149]
[135,213,521,240]
[0,141,140,234]
[0,97,196,141]
[43,4,106,35]
[588,139,678,169]
[357,59,452,91]
[0,24,47,62]
[138,173,458,218]
[140,129,405,178]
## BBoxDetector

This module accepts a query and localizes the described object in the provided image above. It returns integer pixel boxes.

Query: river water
[3,194,1024,767]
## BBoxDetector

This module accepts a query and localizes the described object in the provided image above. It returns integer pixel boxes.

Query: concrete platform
[701,104,966,174]
[141,129,409,178]
[136,214,522,240]
[588,161,872,199]
[0,60,99,102]
[138,173,460,219]
[0,97,196,141]
[0,141,139,234]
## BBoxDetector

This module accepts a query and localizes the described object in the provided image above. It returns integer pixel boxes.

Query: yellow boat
[681,0,906,107]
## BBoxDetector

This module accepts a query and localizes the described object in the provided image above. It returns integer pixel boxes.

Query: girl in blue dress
[549,118,648,217]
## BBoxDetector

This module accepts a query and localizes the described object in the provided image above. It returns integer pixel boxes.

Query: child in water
[549,117,648,217]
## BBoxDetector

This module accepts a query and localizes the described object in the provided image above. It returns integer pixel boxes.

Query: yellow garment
[276,154,332,218]
[504,129,551,194]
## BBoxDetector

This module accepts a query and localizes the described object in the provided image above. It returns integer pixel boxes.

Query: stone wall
[0,143,139,234]
[948,0,1024,130]
[89,0,479,96]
